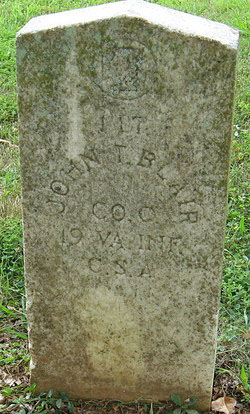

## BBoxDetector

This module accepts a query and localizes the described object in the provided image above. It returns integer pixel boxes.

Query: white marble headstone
[16,0,239,409]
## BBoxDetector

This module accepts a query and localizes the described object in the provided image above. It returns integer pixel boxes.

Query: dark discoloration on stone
[16,0,239,410]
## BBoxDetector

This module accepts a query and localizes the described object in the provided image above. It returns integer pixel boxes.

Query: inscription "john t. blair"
[47,177,200,225]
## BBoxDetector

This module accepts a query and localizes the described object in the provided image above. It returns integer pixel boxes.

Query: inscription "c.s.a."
[88,256,152,278]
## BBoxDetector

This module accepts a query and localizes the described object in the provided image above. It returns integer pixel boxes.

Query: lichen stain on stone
[65,46,86,160]
[75,286,146,385]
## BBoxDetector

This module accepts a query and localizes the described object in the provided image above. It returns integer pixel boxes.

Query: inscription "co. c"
[93,203,125,221]
[93,202,154,222]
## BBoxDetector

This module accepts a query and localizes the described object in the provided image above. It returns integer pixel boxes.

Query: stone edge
[16,0,239,50]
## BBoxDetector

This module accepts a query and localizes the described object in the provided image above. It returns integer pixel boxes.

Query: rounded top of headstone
[17,0,239,50]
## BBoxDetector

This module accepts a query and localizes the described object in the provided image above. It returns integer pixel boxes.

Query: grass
[0,0,249,412]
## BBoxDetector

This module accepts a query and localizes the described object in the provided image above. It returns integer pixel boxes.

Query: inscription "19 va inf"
[60,227,182,254]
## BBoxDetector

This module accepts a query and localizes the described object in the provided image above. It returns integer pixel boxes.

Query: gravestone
[16,0,239,410]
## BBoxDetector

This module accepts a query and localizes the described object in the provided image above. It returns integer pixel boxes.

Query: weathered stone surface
[16,0,239,409]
